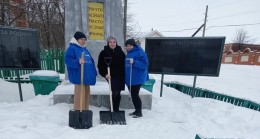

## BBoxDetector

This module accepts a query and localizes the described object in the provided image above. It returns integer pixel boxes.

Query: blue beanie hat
[74,31,86,40]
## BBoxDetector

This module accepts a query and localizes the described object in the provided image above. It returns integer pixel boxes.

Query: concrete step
[53,81,152,110]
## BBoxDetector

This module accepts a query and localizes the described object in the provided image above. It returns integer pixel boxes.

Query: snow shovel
[69,52,93,129]
[125,58,133,101]
[99,57,126,125]
[129,59,133,101]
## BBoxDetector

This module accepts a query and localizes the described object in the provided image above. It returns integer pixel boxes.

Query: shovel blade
[99,111,126,125]
[69,109,93,129]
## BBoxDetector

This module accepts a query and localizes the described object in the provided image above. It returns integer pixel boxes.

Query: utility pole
[202,5,208,37]
[191,5,208,98]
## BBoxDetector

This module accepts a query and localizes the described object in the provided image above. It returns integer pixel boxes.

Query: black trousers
[127,84,142,112]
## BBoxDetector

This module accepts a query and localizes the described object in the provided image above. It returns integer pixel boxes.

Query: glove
[130,58,134,64]
[105,74,111,79]
[79,58,84,64]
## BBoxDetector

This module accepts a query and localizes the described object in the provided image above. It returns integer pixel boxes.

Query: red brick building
[224,43,260,52]
[222,43,260,66]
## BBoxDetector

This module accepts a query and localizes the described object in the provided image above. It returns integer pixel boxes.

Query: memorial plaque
[0,26,40,69]
[145,37,225,76]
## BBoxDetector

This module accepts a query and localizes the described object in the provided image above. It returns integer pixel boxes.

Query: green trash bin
[29,70,60,95]
[141,76,155,93]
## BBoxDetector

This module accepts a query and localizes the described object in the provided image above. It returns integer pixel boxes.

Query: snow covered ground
[0,64,260,139]
[152,64,260,103]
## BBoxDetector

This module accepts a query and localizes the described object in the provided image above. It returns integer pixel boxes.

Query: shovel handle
[80,52,85,112]
[129,63,132,100]
[108,66,113,112]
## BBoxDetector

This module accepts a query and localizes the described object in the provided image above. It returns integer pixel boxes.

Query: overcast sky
[129,0,260,44]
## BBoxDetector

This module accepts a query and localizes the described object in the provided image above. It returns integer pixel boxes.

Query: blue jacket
[125,45,149,85]
[65,37,97,85]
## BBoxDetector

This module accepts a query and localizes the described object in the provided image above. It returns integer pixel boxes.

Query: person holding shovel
[65,31,97,110]
[98,36,125,111]
[125,39,149,118]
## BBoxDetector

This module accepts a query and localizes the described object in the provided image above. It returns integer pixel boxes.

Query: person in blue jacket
[125,39,149,118]
[65,31,97,110]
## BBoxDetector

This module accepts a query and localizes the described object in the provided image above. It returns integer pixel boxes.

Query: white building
[135,30,164,51]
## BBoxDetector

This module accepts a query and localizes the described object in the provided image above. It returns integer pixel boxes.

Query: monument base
[53,81,152,110]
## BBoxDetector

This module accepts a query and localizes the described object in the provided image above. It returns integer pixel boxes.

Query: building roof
[135,30,164,39]
[133,30,164,50]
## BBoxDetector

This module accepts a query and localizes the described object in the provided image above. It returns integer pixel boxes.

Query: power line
[152,19,203,27]
[150,8,260,28]
[152,0,245,20]
[143,0,258,29]
[160,22,260,33]
[206,22,260,30]
[208,9,260,21]
[161,27,200,33]
[210,0,245,9]
[134,1,260,34]
[146,0,246,24]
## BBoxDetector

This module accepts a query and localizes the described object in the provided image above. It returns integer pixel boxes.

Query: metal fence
[164,81,260,112]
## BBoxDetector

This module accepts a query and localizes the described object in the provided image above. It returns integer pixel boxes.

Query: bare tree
[232,28,256,51]
[0,0,64,49]
[0,0,28,26]
[26,0,65,49]
[0,0,9,26]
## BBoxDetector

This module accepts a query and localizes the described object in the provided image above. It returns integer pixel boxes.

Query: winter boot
[129,111,137,116]
[132,109,142,118]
